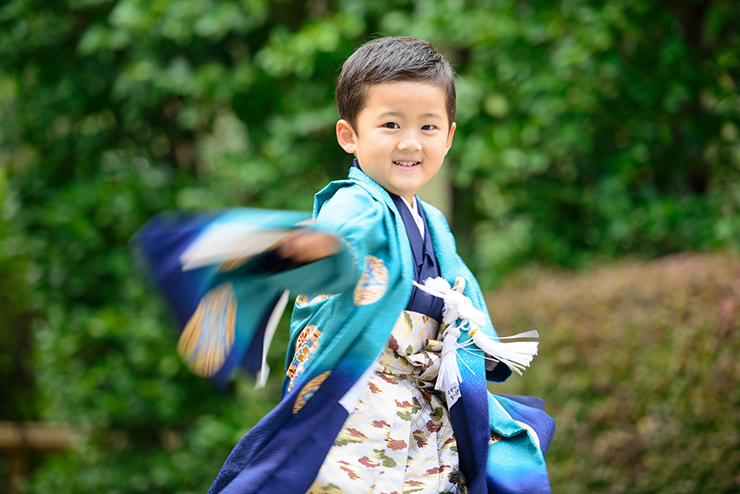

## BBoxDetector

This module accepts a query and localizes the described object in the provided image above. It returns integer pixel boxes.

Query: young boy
[204,36,554,494]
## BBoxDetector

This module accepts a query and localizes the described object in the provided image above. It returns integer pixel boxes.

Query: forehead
[361,80,448,118]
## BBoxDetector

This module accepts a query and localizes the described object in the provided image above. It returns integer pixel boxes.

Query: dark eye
[383,122,399,129]
[421,124,436,131]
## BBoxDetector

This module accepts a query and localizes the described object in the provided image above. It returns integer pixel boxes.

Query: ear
[444,122,456,155]
[336,119,357,154]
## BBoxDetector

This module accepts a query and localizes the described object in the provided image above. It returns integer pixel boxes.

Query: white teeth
[394,161,419,167]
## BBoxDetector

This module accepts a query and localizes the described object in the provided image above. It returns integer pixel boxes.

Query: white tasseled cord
[467,328,540,375]
[436,322,462,401]
[413,277,540,405]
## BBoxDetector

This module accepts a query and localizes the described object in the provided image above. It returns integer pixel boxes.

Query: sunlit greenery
[1,0,738,492]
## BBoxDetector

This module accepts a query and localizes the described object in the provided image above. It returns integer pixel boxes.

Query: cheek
[433,141,450,157]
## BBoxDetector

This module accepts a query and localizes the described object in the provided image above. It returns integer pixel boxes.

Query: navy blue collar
[390,195,425,268]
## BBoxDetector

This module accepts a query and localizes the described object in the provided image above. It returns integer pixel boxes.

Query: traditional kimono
[134,165,555,494]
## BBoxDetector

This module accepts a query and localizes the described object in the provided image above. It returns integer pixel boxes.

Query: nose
[398,131,422,152]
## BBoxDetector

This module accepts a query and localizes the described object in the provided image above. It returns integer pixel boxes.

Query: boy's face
[336,80,456,203]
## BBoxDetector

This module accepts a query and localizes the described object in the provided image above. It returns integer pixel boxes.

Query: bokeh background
[1,0,739,493]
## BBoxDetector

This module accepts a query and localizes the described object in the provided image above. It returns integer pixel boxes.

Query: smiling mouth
[393,160,421,168]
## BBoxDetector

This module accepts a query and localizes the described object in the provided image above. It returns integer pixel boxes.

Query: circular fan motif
[353,255,388,306]
[293,371,331,414]
[178,283,237,377]
[295,293,332,308]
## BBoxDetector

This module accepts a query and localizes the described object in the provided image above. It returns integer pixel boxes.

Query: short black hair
[336,36,456,131]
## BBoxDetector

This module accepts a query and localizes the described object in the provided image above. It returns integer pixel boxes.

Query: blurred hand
[277,230,341,263]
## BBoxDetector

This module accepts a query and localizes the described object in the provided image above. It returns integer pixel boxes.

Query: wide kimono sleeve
[132,207,359,389]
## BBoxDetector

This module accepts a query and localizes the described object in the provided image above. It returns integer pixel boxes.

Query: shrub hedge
[487,253,740,493]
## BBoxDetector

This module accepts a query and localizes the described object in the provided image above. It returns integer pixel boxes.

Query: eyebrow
[378,111,444,120]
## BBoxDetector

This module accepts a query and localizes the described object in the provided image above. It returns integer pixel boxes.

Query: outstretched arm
[277,230,342,264]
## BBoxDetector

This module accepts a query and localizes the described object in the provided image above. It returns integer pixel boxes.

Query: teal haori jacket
[203,167,555,494]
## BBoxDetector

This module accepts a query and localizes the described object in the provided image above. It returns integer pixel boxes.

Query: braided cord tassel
[435,323,462,402]
[469,327,539,375]
[413,277,540,406]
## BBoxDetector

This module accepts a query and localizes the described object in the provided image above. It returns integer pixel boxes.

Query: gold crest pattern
[286,325,322,391]
[293,371,331,414]
[178,283,237,377]
[295,293,333,308]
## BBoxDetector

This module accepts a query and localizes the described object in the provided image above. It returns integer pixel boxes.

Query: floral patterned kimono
[304,190,462,493]
[308,310,458,494]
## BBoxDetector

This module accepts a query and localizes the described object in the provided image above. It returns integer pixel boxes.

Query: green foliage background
[0,0,738,492]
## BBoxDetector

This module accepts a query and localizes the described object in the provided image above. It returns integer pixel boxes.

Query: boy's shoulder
[313,167,391,216]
